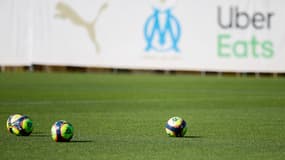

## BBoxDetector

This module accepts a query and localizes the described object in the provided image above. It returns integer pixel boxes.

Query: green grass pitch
[0,72,285,160]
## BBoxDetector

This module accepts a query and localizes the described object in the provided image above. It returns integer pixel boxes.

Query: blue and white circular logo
[144,0,181,52]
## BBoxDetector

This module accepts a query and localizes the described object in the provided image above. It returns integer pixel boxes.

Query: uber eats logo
[217,6,275,58]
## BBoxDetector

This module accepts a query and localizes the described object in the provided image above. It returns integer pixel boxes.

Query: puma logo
[55,2,108,53]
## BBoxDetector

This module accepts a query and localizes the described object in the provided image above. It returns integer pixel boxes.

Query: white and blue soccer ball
[51,120,74,142]
[6,114,33,136]
[165,116,187,137]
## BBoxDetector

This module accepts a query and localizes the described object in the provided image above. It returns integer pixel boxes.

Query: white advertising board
[1,0,285,72]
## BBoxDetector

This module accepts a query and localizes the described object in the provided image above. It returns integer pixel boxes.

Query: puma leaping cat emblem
[55,2,108,53]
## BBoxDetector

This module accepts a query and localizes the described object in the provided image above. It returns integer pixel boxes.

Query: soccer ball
[6,114,22,134]
[51,120,74,142]
[6,114,33,136]
[165,116,187,137]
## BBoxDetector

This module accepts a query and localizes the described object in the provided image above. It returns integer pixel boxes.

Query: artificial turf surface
[0,72,285,160]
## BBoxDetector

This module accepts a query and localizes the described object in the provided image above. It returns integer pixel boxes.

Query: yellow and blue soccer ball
[6,114,22,134]
[6,114,33,136]
[165,116,187,137]
[51,120,74,142]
